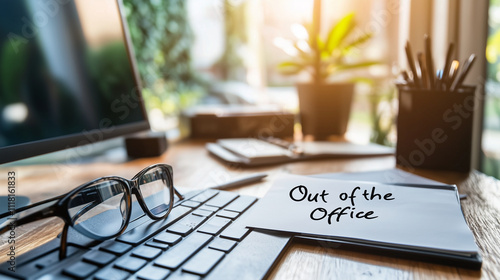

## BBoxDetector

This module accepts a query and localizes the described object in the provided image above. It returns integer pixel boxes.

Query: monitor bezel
[0,0,150,164]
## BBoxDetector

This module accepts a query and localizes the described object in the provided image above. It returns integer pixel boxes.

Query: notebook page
[244,174,479,255]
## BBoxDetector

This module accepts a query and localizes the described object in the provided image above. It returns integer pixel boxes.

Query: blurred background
[122,0,499,179]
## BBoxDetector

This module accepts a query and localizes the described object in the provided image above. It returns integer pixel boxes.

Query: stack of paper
[244,174,481,268]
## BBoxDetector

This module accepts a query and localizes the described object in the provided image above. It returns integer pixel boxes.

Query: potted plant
[275,2,379,139]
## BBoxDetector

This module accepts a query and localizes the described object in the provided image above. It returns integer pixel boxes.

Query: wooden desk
[1,140,499,279]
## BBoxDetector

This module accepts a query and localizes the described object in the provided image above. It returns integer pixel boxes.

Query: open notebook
[207,138,394,166]
[244,174,481,265]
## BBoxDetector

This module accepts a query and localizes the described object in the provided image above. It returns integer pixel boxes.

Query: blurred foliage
[123,0,206,115]
[483,0,500,179]
[213,0,248,81]
[486,28,500,81]
[483,155,500,178]
[276,12,379,83]
[487,1,500,81]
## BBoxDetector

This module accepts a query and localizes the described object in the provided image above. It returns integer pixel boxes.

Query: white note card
[244,174,479,256]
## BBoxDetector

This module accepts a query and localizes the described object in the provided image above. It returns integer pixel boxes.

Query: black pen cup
[396,86,476,172]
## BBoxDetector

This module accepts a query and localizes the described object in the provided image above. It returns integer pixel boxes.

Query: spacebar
[117,206,191,245]
[204,231,292,280]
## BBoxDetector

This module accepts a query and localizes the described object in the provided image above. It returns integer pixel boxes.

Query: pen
[451,54,476,92]
[447,60,460,90]
[439,43,454,90]
[210,173,268,190]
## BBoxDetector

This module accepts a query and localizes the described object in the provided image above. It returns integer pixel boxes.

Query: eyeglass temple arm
[0,206,57,235]
[142,171,183,200]
[59,223,70,260]
[0,194,63,220]
[173,187,184,200]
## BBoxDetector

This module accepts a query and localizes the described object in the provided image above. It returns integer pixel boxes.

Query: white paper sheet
[244,174,479,255]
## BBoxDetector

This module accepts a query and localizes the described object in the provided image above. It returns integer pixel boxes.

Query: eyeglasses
[0,164,183,260]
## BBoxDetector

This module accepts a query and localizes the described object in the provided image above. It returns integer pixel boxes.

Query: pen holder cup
[396,86,476,172]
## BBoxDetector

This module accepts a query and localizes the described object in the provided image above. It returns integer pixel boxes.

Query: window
[483,0,500,178]
[187,0,399,144]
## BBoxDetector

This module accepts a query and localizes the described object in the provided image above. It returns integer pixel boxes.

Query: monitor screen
[0,0,149,164]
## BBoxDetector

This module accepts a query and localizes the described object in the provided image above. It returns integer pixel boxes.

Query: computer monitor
[0,0,149,164]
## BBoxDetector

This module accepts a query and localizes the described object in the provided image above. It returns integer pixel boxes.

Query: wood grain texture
[0,140,499,279]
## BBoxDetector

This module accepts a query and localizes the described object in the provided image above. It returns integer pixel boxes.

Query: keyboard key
[117,206,191,245]
[146,241,170,250]
[216,209,240,220]
[132,245,162,260]
[100,241,132,255]
[155,232,213,270]
[82,250,116,266]
[166,224,193,236]
[167,214,207,236]
[198,205,219,212]
[197,217,231,235]
[115,256,147,272]
[224,196,257,213]
[191,208,214,217]
[182,248,225,276]
[220,226,250,241]
[154,232,182,245]
[36,275,73,280]
[62,261,98,279]
[181,200,201,208]
[205,192,239,208]
[208,238,237,252]
[136,265,171,280]
[29,246,80,273]
[189,189,218,203]
[167,272,201,280]
[94,267,130,280]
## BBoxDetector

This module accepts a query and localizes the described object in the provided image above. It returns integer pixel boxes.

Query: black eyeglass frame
[0,163,183,260]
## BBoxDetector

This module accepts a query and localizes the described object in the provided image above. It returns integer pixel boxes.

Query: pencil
[405,41,420,88]
[417,52,428,89]
[424,35,435,88]
[210,173,268,190]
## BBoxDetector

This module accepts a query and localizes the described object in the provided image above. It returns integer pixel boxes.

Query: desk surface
[1,140,499,279]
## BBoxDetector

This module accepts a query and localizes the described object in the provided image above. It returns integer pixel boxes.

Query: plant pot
[297,82,354,139]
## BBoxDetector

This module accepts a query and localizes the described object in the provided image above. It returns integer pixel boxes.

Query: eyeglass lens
[64,166,172,241]
[138,166,173,218]
[67,180,129,239]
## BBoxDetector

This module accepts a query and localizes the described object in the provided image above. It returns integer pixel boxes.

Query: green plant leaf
[341,32,373,53]
[277,61,305,75]
[325,61,380,77]
[335,61,381,71]
[325,13,355,54]
[316,36,325,53]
